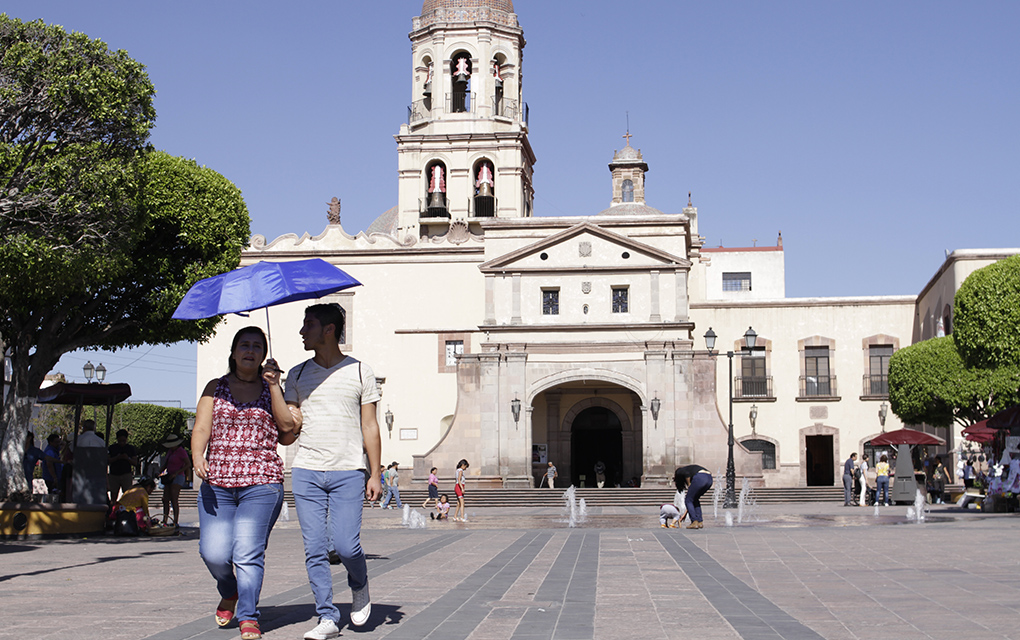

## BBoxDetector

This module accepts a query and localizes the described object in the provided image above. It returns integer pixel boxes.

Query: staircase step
[150,485,853,510]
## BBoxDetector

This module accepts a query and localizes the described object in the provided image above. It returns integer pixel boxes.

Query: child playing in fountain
[659,503,683,528]
[431,494,451,520]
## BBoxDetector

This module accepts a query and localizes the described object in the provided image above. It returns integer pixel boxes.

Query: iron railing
[492,95,521,120]
[863,374,889,396]
[800,375,837,397]
[408,98,432,124]
[447,91,475,113]
[735,376,772,398]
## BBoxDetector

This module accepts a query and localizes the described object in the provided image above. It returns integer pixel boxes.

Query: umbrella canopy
[962,420,997,444]
[987,404,1020,431]
[870,428,946,446]
[172,258,361,320]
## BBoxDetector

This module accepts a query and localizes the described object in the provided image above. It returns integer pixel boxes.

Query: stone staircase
[152,485,848,510]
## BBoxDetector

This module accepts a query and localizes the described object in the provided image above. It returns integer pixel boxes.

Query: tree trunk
[1,390,36,497]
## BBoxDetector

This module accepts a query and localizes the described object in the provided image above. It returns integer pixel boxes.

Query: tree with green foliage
[113,403,193,463]
[953,254,1020,371]
[0,16,250,497]
[889,335,1020,429]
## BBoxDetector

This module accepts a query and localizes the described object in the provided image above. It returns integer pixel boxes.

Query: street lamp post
[704,326,758,509]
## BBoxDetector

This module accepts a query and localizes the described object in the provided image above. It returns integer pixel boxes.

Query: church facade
[195,1,1017,489]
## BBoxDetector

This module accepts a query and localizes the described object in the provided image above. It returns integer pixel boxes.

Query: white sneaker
[304,617,340,640]
[350,585,371,627]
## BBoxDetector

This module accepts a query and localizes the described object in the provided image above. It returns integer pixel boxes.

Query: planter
[0,502,107,539]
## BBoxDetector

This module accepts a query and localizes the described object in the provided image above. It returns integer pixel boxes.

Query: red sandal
[239,620,261,640]
[215,594,238,627]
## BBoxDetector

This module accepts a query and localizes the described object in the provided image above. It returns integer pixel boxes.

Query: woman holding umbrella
[191,326,299,640]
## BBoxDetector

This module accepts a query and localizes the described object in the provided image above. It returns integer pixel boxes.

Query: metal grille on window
[445,340,464,366]
[542,290,559,315]
[612,287,628,313]
[867,345,893,395]
[722,272,752,292]
[741,439,776,469]
[804,346,831,396]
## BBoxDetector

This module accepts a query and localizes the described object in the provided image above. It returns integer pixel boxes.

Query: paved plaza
[1,501,1018,640]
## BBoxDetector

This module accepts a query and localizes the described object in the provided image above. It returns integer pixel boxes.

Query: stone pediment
[479,222,690,273]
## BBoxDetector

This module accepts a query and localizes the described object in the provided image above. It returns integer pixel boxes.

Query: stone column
[674,268,689,322]
[649,270,661,322]
[511,273,522,324]
[503,351,531,487]
[484,274,496,325]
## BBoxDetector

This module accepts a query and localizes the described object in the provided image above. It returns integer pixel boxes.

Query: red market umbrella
[962,420,996,444]
[870,428,946,446]
[987,404,1020,430]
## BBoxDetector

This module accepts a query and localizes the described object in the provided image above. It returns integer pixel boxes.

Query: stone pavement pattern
[1,503,1018,640]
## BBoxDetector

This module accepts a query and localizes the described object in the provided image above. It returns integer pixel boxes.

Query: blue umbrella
[172,258,361,356]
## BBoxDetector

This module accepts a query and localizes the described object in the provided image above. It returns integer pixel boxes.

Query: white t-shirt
[285,356,381,471]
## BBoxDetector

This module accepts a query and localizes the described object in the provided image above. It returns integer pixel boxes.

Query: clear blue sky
[6,1,1017,408]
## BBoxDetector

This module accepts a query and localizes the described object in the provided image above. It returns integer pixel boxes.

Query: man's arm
[362,402,383,501]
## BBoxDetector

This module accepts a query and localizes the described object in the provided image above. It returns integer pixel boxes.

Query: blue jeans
[685,472,713,523]
[292,468,369,623]
[198,482,283,622]
[382,484,402,508]
[876,476,889,504]
[843,473,854,504]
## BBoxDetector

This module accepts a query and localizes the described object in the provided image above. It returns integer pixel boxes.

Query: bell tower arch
[396,0,536,241]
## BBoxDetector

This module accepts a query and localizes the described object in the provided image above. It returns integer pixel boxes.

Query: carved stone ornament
[445,220,471,245]
[581,281,592,294]
[579,241,592,257]
[326,197,341,224]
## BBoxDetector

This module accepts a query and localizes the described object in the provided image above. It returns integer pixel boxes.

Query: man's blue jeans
[292,468,368,623]
[382,484,402,508]
[198,482,283,623]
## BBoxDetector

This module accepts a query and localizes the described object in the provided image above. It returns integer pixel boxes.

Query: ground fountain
[562,486,587,527]
[904,489,927,523]
[402,504,428,529]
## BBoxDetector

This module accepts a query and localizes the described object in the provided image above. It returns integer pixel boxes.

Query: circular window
[540,252,548,260]
[583,304,589,314]
[622,251,630,259]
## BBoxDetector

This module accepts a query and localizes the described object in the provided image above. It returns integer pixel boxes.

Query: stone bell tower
[394,0,536,240]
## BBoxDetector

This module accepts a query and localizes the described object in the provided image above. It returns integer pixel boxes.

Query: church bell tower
[395,0,536,240]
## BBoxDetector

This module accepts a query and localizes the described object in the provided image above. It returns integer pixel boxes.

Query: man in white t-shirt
[286,303,382,640]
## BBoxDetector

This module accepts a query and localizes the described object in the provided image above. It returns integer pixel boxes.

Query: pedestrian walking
[422,467,439,509]
[191,326,295,640]
[543,461,557,488]
[381,461,402,509]
[284,303,383,638]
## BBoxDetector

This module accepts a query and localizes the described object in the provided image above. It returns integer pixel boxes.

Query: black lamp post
[879,402,888,432]
[510,395,521,428]
[385,407,394,439]
[650,395,661,428]
[704,326,758,508]
[83,361,95,383]
[95,363,107,383]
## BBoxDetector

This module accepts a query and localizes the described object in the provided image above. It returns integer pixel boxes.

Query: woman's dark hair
[228,326,268,376]
[137,477,157,492]
[673,468,689,490]
[880,454,888,462]
[457,459,469,469]
[430,467,437,473]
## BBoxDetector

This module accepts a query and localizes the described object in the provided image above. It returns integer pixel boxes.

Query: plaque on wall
[399,428,418,441]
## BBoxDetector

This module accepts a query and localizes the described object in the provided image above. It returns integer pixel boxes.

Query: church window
[445,340,464,366]
[622,179,634,203]
[723,272,752,292]
[612,287,629,313]
[542,289,559,315]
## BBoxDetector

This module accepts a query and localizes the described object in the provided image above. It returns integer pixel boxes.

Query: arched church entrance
[570,407,622,487]
[534,383,643,488]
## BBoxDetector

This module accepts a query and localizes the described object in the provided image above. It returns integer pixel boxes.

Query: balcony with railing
[408,98,432,124]
[861,374,889,398]
[798,375,839,400]
[734,376,773,400]
[492,96,528,126]
[447,91,475,114]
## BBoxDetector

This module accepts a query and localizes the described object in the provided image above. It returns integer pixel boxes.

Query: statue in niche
[429,165,446,193]
[326,197,341,224]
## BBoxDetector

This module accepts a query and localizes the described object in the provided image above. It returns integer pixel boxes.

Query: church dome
[613,145,641,162]
[595,203,670,217]
[422,0,514,13]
